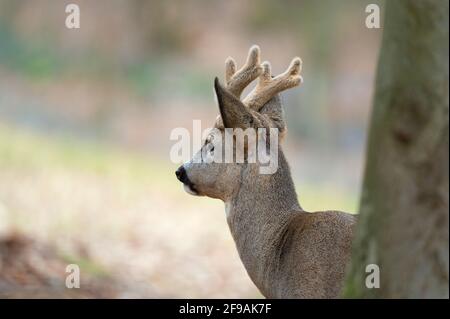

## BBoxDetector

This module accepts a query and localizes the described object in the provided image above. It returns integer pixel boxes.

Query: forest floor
[0,233,123,298]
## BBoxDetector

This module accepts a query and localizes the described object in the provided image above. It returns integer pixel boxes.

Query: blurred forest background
[0,0,383,298]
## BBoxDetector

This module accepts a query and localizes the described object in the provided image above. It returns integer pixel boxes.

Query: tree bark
[344,0,449,298]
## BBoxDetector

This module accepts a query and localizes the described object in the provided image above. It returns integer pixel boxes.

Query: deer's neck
[226,148,302,296]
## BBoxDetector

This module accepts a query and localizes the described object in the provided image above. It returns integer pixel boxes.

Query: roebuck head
[176,45,303,201]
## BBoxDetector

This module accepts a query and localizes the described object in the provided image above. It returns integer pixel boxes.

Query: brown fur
[226,151,355,298]
[177,46,356,298]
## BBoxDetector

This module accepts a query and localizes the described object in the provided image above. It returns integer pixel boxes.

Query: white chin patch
[183,184,199,196]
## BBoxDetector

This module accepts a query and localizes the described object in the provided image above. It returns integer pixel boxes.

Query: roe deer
[175,46,356,298]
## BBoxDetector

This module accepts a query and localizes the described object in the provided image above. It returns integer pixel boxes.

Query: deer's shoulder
[285,210,356,253]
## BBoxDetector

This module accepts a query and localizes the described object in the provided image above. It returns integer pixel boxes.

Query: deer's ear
[259,94,286,134]
[214,77,254,129]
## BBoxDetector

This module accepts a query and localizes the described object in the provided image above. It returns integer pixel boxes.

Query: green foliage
[126,61,212,100]
[0,24,62,79]
[61,254,110,278]
[0,124,172,188]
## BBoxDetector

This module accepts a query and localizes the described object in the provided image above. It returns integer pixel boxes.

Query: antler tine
[225,45,263,98]
[243,57,303,111]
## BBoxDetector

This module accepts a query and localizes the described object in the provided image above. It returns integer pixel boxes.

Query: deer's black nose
[175,166,187,183]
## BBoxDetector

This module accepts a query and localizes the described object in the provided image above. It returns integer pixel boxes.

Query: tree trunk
[344,0,449,298]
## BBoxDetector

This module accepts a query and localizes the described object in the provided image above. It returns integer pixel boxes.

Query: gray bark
[344,0,449,298]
